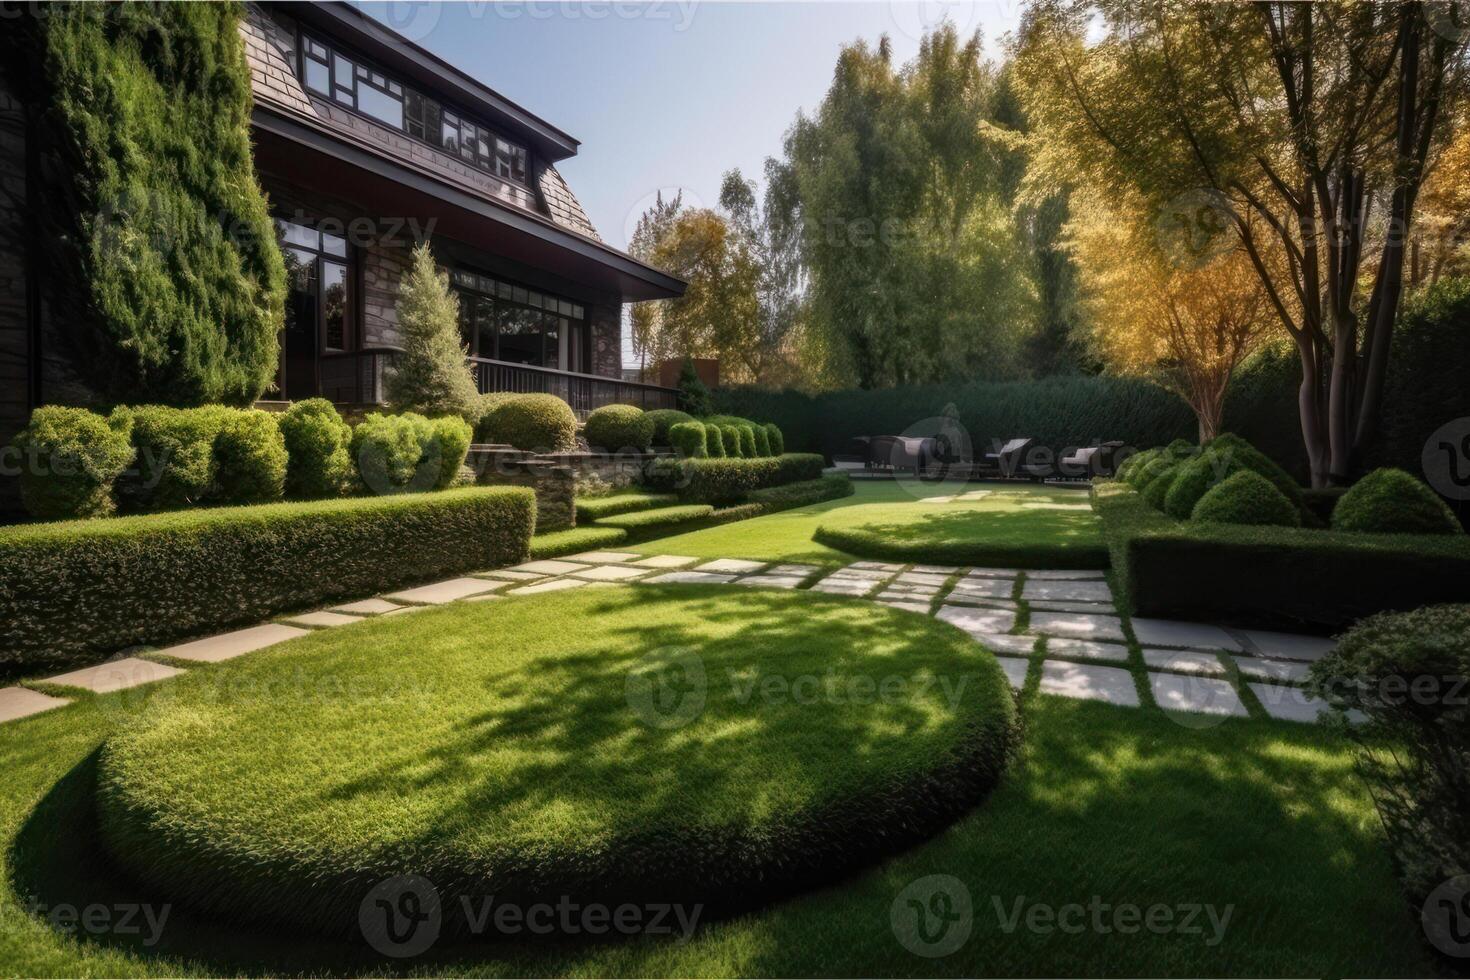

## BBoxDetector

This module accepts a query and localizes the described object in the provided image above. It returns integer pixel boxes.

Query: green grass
[575,490,680,522]
[96,586,1016,943]
[529,525,629,559]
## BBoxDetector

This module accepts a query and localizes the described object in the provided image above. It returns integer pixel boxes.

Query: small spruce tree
[676,358,713,416]
[387,243,480,421]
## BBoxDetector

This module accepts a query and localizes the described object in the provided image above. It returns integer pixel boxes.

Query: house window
[276,218,352,353]
[452,269,586,372]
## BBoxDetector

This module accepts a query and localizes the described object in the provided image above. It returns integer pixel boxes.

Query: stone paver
[383,605,430,616]
[1045,637,1130,663]
[936,604,1017,635]
[940,593,1018,610]
[996,657,1030,690]
[385,578,501,605]
[508,578,589,595]
[1026,599,1118,615]
[1151,673,1248,717]
[645,570,738,585]
[1142,649,1227,676]
[851,561,906,572]
[948,578,1014,599]
[964,568,1018,579]
[1038,661,1139,707]
[770,564,821,576]
[696,559,767,574]
[733,574,806,590]
[829,567,894,581]
[464,593,504,602]
[880,599,932,615]
[43,658,183,694]
[1232,656,1310,684]
[811,577,879,597]
[509,559,590,575]
[568,551,641,563]
[0,687,69,724]
[876,591,933,606]
[977,633,1040,656]
[632,555,700,568]
[1028,611,1127,642]
[895,572,950,587]
[1130,618,1244,652]
[1025,569,1107,581]
[478,569,548,582]
[569,565,649,582]
[910,564,961,574]
[285,611,366,629]
[1237,629,1335,663]
[1248,682,1358,724]
[157,623,311,663]
[1022,579,1113,603]
[884,583,939,596]
[330,598,404,615]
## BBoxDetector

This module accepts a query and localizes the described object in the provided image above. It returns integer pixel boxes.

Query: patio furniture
[868,435,939,475]
[975,437,1034,479]
[1059,441,1127,479]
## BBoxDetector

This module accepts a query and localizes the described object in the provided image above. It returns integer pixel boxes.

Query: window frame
[275,217,356,355]
[451,268,587,372]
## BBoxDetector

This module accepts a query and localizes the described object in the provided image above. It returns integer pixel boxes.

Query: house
[0,2,685,508]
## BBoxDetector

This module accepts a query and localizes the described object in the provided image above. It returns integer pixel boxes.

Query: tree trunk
[1296,339,1331,488]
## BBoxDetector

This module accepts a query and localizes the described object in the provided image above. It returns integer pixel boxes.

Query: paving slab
[1024,569,1108,581]
[828,567,895,581]
[568,551,641,563]
[644,571,738,585]
[1045,637,1130,663]
[1142,649,1228,676]
[996,657,1030,690]
[732,574,807,590]
[851,561,906,572]
[330,598,404,615]
[895,572,951,587]
[464,593,505,602]
[1038,661,1139,707]
[883,583,939,596]
[0,687,69,724]
[936,605,1017,635]
[964,568,1019,579]
[940,593,1018,610]
[43,658,183,694]
[1232,656,1311,684]
[770,564,821,576]
[696,558,768,574]
[383,605,431,616]
[1028,611,1127,642]
[632,554,700,568]
[568,564,650,582]
[157,623,311,663]
[385,578,501,604]
[1026,599,1119,615]
[508,559,591,575]
[1248,682,1361,723]
[1151,673,1248,717]
[879,600,932,615]
[910,564,961,574]
[976,633,1041,656]
[948,578,1014,599]
[1237,629,1335,663]
[1021,579,1114,603]
[284,611,366,629]
[477,569,548,582]
[811,577,880,597]
[1130,618,1244,652]
[875,591,933,607]
[508,578,589,595]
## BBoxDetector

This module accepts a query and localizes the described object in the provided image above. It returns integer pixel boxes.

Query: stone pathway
[6,550,1355,729]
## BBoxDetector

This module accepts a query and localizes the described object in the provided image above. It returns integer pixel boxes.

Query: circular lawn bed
[97,585,1018,943]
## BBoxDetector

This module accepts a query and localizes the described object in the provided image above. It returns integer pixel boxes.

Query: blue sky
[356,2,1025,250]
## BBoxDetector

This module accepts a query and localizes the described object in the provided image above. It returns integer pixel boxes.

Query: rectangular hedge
[1094,481,1470,630]
[646,453,826,504]
[0,486,535,676]
[529,525,629,560]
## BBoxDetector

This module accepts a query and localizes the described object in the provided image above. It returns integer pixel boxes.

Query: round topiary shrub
[644,409,694,446]
[480,393,577,453]
[10,406,135,520]
[1122,448,1163,487]
[584,404,655,452]
[351,412,437,495]
[721,424,744,459]
[668,420,707,458]
[764,423,785,456]
[1141,462,1183,511]
[705,424,727,458]
[277,398,354,499]
[470,392,513,444]
[1132,453,1176,490]
[113,405,229,511]
[751,424,771,457]
[211,409,287,505]
[96,587,1018,941]
[1191,469,1301,527]
[427,416,473,490]
[737,425,758,458]
[1331,468,1463,535]
[1164,434,1302,520]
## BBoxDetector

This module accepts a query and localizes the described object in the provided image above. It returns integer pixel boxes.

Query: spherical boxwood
[277,399,354,499]
[211,409,286,505]
[764,422,785,456]
[112,405,228,510]
[1122,448,1163,487]
[1164,433,1302,520]
[1132,453,1176,491]
[427,415,473,490]
[97,586,1018,940]
[751,425,772,457]
[470,391,514,444]
[1331,468,1463,535]
[1191,469,1301,528]
[480,393,577,453]
[705,423,727,458]
[10,406,135,520]
[1141,462,1183,511]
[721,424,745,459]
[644,408,695,446]
[584,404,655,452]
[737,425,758,458]
[351,412,437,495]
[668,420,707,458]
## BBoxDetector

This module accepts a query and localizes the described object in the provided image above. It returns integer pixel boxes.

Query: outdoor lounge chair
[868,435,939,475]
[975,437,1034,478]
[1059,440,1127,479]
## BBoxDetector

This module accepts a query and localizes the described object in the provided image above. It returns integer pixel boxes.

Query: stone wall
[470,455,576,532]
[589,303,622,381]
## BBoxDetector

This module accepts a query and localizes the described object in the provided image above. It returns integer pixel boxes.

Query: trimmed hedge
[705,424,727,458]
[211,409,287,505]
[9,406,135,520]
[747,473,854,511]
[584,404,654,452]
[1140,462,1182,511]
[1163,434,1303,520]
[668,421,707,458]
[1095,480,1470,629]
[0,486,535,674]
[529,525,629,559]
[113,405,228,510]
[751,425,771,457]
[721,424,745,459]
[737,425,758,458]
[644,409,694,445]
[1332,468,1463,535]
[575,491,679,522]
[277,399,354,499]
[764,423,784,456]
[480,393,577,452]
[595,504,715,532]
[646,453,827,505]
[350,413,471,495]
[1192,470,1300,528]
[470,392,514,444]
[428,416,472,490]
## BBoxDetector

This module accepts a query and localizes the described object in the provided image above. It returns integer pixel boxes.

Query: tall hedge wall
[23,2,285,405]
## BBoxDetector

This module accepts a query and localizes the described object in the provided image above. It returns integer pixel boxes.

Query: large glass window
[452,269,586,371]
[276,218,352,354]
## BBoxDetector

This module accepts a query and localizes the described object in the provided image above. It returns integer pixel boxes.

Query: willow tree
[1017,1,1468,485]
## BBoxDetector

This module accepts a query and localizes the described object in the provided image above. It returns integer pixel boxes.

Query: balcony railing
[470,357,679,418]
